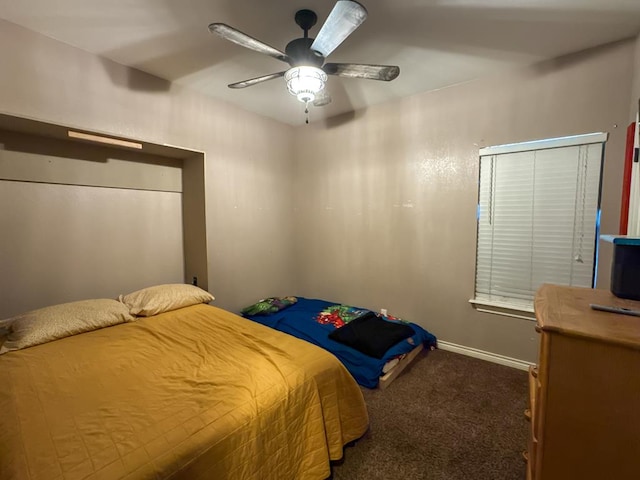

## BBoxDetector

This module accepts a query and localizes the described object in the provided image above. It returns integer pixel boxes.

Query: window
[471,133,607,315]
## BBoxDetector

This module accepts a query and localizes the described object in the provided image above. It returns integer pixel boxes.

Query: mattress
[0,303,369,480]
[243,298,437,388]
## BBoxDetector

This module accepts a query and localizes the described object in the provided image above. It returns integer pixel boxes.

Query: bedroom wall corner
[0,19,297,315]
[291,39,635,364]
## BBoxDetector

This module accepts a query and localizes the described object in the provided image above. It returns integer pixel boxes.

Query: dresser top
[535,284,640,350]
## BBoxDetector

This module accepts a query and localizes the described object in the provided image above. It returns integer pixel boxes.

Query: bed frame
[378,343,425,390]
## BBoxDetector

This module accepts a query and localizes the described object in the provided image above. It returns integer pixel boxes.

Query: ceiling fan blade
[228,71,286,89]
[208,23,289,63]
[313,91,332,107]
[323,63,400,81]
[310,0,368,58]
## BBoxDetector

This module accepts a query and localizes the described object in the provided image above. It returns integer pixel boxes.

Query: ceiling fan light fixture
[284,66,327,103]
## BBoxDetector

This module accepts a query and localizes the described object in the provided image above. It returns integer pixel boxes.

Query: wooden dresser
[527,284,640,480]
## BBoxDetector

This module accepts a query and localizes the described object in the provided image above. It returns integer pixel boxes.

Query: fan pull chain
[305,101,310,124]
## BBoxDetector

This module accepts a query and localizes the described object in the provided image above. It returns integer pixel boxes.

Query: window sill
[469,299,536,321]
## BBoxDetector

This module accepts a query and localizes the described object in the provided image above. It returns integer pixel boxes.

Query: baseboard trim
[437,340,534,371]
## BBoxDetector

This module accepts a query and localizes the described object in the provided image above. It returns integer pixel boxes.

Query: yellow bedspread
[0,304,369,480]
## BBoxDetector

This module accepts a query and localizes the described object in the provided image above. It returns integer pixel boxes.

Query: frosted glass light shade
[285,66,327,103]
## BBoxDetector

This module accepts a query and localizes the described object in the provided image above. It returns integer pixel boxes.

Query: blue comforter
[243,298,437,388]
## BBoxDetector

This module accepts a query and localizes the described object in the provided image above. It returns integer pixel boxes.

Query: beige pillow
[119,284,214,317]
[0,299,134,354]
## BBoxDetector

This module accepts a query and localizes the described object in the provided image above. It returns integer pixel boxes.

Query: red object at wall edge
[620,122,635,235]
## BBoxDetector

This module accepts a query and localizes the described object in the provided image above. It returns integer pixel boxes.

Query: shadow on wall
[531,37,633,76]
[99,56,172,93]
[322,108,368,129]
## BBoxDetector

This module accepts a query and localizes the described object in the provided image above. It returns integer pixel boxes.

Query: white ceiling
[1,0,640,126]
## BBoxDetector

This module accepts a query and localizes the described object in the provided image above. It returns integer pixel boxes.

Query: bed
[0,286,369,480]
[242,297,437,389]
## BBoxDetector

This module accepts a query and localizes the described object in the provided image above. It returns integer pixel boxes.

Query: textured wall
[293,40,634,362]
[0,19,295,313]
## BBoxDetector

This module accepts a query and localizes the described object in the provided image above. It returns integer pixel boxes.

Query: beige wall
[293,40,634,362]
[630,33,640,121]
[0,19,296,313]
[1,18,635,362]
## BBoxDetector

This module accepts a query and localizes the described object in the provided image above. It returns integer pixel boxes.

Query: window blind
[474,135,605,311]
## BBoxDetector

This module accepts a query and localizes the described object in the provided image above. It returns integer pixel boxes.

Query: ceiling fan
[208,0,399,119]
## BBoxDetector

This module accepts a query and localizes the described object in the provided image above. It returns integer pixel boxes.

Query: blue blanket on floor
[242,298,437,388]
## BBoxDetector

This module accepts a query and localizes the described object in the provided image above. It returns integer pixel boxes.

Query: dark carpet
[331,349,529,480]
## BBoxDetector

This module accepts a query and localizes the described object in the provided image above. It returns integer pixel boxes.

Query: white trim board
[437,341,534,371]
[479,131,608,156]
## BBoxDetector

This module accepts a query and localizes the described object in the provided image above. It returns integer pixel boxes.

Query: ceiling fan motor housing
[285,38,324,67]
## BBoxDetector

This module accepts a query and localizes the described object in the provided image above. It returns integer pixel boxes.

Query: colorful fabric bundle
[316,305,370,328]
[241,297,298,316]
